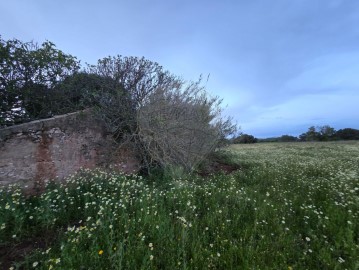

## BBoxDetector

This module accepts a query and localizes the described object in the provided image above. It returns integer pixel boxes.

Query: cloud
[1,0,359,137]
[237,89,359,137]
[285,52,359,93]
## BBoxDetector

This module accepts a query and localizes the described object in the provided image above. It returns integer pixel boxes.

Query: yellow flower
[98,250,104,255]
[288,267,293,270]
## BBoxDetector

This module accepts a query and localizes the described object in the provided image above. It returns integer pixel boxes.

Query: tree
[87,56,179,108]
[89,56,237,172]
[299,125,339,141]
[318,125,336,141]
[0,36,79,126]
[233,134,257,144]
[137,79,235,171]
[335,128,359,140]
[299,126,320,141]
[1,38,237,173]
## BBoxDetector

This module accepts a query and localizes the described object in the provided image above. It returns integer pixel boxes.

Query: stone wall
[0,111,140,190]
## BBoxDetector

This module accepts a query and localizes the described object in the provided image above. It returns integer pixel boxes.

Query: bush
[87,56,237,173]
[233,134,257,144]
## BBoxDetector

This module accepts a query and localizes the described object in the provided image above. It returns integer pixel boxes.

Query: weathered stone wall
[0,111,140,190]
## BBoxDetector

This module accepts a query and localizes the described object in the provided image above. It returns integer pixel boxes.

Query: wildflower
[1,223,5,230]
[217,252,221,257]
[98,250,104,255]
[305,237,310,242]
[150,255,154,260]
[33,261,38,267]
[338,257,345,263]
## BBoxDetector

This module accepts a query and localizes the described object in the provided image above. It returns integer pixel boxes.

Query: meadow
[0,141,358,269]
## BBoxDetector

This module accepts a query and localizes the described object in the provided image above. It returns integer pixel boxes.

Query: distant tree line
[0,36,237,173]
[232,125,359,144]
[298,126,359,141]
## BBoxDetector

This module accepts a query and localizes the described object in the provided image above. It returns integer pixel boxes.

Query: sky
[1,0,359,138]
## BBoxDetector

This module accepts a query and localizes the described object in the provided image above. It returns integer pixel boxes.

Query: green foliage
[318,125,336,141]
[0,36,80,125]
[259,126,358,143]
[1,142,358,269]
[258,135,298,143]
[0,37,79,125]
[1,37,236,172]
[278,134,298,142]
[299,125,337,141]
[232,133,258,144]
[335,128,359,140]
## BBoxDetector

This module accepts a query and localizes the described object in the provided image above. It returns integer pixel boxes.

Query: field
[1,141,358,269]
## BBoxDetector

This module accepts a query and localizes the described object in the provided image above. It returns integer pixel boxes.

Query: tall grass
[0,141,358,269]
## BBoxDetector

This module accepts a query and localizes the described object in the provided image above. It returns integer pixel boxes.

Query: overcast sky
[1,0,358,137]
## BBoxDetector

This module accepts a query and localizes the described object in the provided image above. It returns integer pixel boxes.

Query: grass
[0,141,358,269]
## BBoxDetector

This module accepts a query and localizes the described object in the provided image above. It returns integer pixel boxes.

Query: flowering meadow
[0,141,358,269]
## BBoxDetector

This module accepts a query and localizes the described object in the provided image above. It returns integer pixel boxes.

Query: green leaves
[0,36,80,126]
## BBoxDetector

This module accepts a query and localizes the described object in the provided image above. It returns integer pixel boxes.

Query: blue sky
[1,0,358,138]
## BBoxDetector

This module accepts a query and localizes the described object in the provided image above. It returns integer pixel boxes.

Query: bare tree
[136,77,236,171]
[87,56,180,108]
[88,56,237,173]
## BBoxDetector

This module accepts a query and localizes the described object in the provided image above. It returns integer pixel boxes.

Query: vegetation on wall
[87,56,236,172]
[0,36,236,173]
[0,36,80,125]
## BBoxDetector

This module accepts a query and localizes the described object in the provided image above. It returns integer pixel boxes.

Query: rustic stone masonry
[0,111,140,190]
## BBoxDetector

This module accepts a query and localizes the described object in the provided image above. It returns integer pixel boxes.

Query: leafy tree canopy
[233,134,258,144]
[0,36,79,125]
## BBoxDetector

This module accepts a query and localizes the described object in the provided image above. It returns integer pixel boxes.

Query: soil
[197,160,240,177]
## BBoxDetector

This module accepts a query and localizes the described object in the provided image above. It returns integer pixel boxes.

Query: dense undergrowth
[0,141,358,269]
